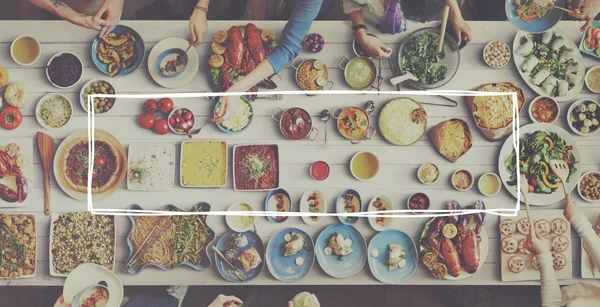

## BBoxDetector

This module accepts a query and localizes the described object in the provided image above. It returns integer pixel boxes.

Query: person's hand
[450,17,472,45]
[567,0,600,31]
[525,220,551,255]
[208,294,243,307]
[563,194,582,221]
[355,30,392,58]
[189,8,208,45]
[73,14,110,31]
[93,0,124,37]
[54,295,71,307]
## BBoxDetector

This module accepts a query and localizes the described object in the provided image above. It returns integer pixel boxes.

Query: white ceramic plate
[0,139,34,207]
[49,212,116,277]
[498,123,582,206]
[367,196,393,231]
[127,143,175,191]
[512,27,584,102]
[63,263,123,306]
[147,37,199,88]
[300,190,327,226]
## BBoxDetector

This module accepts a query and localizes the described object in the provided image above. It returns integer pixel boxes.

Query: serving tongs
[122,216,174,272]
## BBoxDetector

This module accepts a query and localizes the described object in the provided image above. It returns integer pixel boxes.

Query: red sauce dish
[310,161,330,181]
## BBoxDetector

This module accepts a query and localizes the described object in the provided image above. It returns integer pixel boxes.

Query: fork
[212,246,246,281]
[255,94,283,100]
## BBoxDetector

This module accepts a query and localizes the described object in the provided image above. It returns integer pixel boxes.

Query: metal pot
[291,57,334,96]
[331,105,376,144]
[338,56,378,90]
[272,107,319,141]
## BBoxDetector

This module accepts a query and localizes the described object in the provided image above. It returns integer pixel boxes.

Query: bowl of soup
[332,106,375,143]
[350,151,379,181]
[272,107,318,140]
[339,56,377,90]
[11,35,41,66]
[478,172,501,197]
[226,202,256,232]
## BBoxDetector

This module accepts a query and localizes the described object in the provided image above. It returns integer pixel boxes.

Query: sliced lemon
[211,42,227,55]
[316,77,327,87]
[442,223,458,239]
[596,48,600,57]
[261,29,276,43]
[313,60,325,70]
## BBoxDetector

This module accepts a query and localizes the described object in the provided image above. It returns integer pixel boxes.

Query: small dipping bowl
[451,170,474,191]
[417,163,439,185]
[46,52,84,89]
[265,189,292,223]
[72,284,109,307]
[529,96,559,124]
[478,172,502,197]
[10,35,41,66]
[407,192,430,215]
[226,202,256,232]
[310,161,330,181]
[168,107,195,135]
[155,48,188,79]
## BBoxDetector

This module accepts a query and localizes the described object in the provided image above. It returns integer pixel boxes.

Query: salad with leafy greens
[401,32,448,85]
[504,130,578,194]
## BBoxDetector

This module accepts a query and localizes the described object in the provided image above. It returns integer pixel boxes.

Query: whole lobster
[454,200,486,274]
[0,151,28,203]
[245,23,265,63]
[227,26,244,70]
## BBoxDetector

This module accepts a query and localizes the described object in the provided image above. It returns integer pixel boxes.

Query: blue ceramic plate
[579,20,600,58]
[265,228,315,282]
[315,224,367,278]
[215,231,264,283]
[91,25,145,77]
[154,48,188,79]
[336,189,362,225]
[265,189,291,223]
[505,0,564,33]
[125,203,215,275]
[215,96,254,133]
[367,230,418,284]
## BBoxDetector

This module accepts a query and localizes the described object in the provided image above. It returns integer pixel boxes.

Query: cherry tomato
[0,107,22,130]
[184,111,193,121]
[168,116,176,127]
[143,99,158,113]
[92,171,98,179]
[158,98,174,113]
[95,157,106,167]
[153,119,169,135]
[528,185,534,193]
[139,113,156,129]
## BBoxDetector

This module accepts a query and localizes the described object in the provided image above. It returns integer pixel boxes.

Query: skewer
[438,6,450,54]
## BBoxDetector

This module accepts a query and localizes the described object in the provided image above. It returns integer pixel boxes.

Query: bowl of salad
[398,27,460,89]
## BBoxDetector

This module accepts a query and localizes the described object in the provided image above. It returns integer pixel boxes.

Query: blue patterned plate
[315,224,366,278]
[265,228,315,282]
[91,25,145,77]
[367,230,418,284]
[215,230,264,283]
[505,0,564,33]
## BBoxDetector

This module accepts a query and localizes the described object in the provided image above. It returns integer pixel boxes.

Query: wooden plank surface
[0,20,598,286]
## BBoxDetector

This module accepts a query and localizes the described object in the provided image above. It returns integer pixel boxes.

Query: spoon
[186,120,211,138]
[320,109,330,150]
[365,100,375,115]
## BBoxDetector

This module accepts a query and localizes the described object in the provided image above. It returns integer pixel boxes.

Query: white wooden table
[1,20,599,286]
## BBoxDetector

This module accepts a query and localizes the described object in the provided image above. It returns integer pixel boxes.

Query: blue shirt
[266,0,324,73]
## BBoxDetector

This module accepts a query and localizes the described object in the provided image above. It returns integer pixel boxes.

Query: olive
[95,108,101,114]
[99,101,106,107]
[108,89,114,94]
[100,86,107,93]
[92,82,99,87]
[84,87,91,94]
[83,93,88,99]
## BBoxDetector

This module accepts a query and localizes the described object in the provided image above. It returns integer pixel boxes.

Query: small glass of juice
[11,35,41,66]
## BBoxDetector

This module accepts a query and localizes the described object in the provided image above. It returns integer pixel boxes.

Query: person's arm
[28,0,109,30]
[189,0,210,45]
[344,3,392,58]
[526,218,562,307]
[265,0,323,74]
[447,0,471,45]
[564,195,600,268]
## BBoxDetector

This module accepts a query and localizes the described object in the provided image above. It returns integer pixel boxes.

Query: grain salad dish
[50,212,115,275]
[37,94,72,129]
[379,98,427,145]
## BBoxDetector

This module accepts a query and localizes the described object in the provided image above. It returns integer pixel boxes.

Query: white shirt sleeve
[538,252,563,307]
[342,0,363,14]
[569,212,600,269]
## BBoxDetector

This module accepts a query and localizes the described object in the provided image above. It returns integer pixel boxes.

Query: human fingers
[190,24,199,45]
[582,17,593,32]
[93,3,108,21]
[288,302,294,307]
[100,26,109,38]
[225,296,243,304]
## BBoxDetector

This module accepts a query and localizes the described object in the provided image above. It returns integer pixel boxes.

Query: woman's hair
[400,0,447,21]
